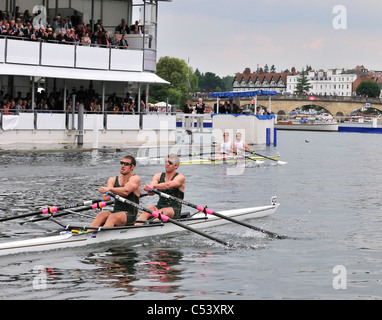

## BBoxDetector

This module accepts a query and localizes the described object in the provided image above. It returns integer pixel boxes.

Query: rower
[89,155,141,228]
[233,132,250,156]
[216,132,234,158]
[136,154,185,224]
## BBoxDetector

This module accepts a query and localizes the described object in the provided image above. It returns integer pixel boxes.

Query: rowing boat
[136,155,280,166]
[179,155,280,165]
[0,197,279,256]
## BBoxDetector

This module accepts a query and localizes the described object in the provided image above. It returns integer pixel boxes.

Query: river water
[0,129,381,301]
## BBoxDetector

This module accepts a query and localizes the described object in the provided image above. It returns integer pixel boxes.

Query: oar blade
[246,150,287,165]
[151,189,288,240]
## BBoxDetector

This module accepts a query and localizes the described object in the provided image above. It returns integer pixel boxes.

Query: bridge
[197,95,382,117]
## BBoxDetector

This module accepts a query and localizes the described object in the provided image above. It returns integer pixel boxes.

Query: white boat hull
[0,202,279,256]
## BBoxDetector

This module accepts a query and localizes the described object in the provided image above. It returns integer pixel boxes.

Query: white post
[31,77,35,110]
[93,115,99,149]
[268,95,271,113]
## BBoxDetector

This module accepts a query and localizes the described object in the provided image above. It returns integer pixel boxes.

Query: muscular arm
[144,173,185,192]
[99,175,141,197]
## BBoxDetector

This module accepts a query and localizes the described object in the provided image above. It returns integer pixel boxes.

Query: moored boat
[275,120,338,132]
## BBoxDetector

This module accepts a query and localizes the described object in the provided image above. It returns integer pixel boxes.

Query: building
[232,67,297,93]
[344,65,382,97]
[0,0,171,102]
[287,69,357,97]
[0,0,175,146]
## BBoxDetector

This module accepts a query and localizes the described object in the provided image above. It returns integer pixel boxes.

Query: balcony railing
[0,110,176,131]
[0,35,156,73]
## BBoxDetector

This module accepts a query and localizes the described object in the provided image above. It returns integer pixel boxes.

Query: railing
[0,35,156,73]
[0,109,176,131]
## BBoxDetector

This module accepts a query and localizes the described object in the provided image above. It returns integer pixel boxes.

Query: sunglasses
[166,160,175,165]
[120,161,133,166]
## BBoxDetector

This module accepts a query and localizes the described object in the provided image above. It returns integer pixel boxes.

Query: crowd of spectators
[1,87,148,115]
[0,7,143,48]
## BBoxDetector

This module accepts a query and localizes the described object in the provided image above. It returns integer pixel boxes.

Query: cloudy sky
[157,0,382,77]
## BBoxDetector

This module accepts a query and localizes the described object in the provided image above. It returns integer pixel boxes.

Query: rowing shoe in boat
[0,197,279,256]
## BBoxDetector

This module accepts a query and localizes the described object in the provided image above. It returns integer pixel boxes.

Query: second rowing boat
[136,154,280,166]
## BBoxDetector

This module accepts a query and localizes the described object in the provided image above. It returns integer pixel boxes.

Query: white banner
[2,115,19,130]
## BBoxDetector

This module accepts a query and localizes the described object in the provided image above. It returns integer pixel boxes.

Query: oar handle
[27,200,113,223]
[0,199,108,222]
[40,201,106,214]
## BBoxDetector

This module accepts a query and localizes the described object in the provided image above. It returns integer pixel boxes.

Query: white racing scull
[0,197,280,256]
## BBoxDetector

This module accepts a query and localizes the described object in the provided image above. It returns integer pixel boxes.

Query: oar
[0,199,108,222]
[217,149,264,165]
[26,200,114,223]
[136,152,213,162]
[150,189,287,240]
[246,150,287,165]
[105,192,228,246]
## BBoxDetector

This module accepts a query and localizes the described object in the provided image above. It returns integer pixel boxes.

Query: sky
[157,0,382,77]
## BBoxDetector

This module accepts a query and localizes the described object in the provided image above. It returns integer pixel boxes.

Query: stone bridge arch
[202,96,382,116]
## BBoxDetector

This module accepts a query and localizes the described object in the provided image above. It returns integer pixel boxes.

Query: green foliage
[149,56,198,105]
[150,56,234,105]
[356,80,381,98]
[195,69,233,92]
[295,69,312,94]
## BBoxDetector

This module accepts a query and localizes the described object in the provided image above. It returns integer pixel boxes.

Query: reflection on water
[79,245,185,297]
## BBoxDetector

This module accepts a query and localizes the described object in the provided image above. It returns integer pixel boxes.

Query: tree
[270,65,276,73]
[356,80,381,98]
[149,56,198,105]
[222,75,234,91]
[196,71,226,92]
[295,69,312,95]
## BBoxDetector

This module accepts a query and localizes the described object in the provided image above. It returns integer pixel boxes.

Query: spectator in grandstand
[14,22,25,37]
[119,33,129,49]
[81,32,92,46]
[94,23,106,46]
[56,29,67,43]
[63,16,72,30]
[110,31,121,48]
[116,19,129,34]
[52,15,61,32]
[23,23,33,38]
[131,20,140,34]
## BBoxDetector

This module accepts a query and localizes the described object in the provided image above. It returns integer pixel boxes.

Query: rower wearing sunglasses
[136,154,185,224]
[89,155,141,228]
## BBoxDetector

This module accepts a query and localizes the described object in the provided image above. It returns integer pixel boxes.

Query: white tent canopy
[0,64,169,84]
[154,101,172,107]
